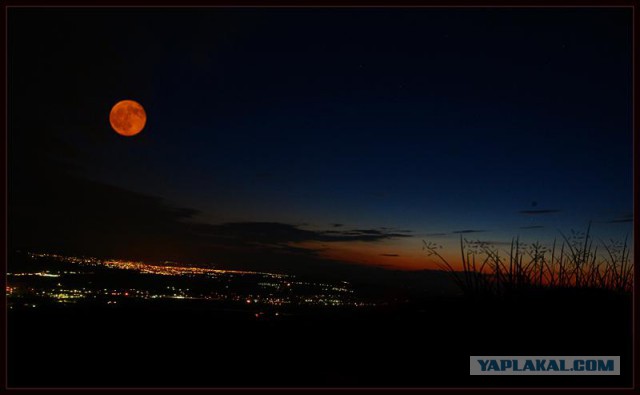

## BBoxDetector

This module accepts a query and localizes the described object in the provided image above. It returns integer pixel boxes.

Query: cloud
[380,253,400,257]
[352,229,385,235]
[605,213,632,223]
[423,232,448,237]
[519,209,560,215]
[331,223,344,228]
[192,222,412,245]
[451,229,485,234]
[519,225,545,229]
[10,174,207,262]
[379,226,413,233]
[607,218,632,223]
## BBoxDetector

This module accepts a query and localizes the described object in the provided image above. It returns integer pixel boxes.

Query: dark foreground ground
[8,289,632,388]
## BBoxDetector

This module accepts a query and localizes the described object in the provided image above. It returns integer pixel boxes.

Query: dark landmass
[7,252,632,388]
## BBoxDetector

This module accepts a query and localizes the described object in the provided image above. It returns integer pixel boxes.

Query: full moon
[109,100,147,137]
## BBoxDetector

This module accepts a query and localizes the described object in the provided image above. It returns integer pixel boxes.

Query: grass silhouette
[423,222,633,296]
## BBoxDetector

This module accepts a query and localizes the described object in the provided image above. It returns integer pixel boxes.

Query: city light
[7,252,373,310]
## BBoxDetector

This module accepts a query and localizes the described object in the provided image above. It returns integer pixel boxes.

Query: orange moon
[109,100,147,136]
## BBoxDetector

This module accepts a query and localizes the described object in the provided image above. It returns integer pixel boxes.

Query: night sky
[9,7,632,273]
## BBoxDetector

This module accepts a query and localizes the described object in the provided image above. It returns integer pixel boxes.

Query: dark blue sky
[9,8,632,269]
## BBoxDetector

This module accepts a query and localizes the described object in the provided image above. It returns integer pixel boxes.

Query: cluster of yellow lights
[14,252,371,308]
[8,271,61,278]
[28,252,290,279]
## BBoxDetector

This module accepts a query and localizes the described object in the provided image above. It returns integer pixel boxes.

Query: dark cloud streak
[451,229,485,234]
[607,218,632,223]
[519,209,560,215]
[192,222,413,245]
